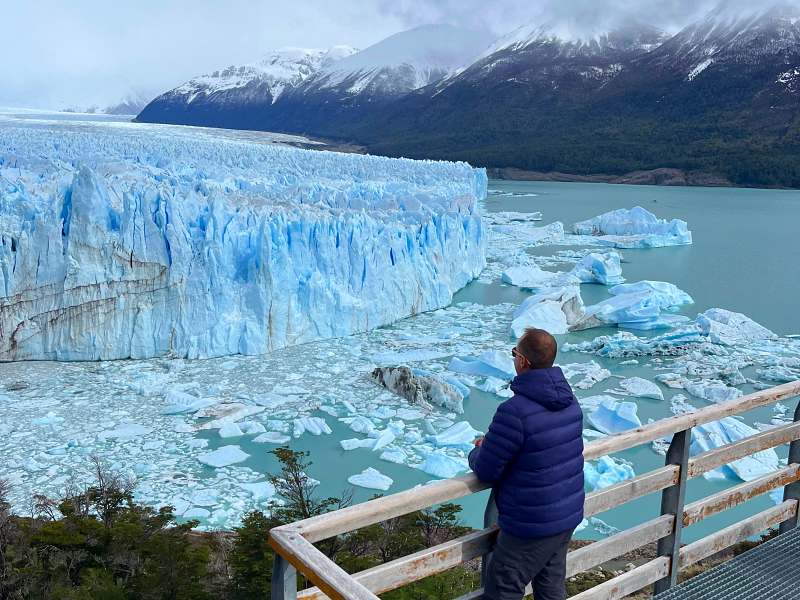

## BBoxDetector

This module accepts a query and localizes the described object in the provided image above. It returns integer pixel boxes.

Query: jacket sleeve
[470,403,524,484]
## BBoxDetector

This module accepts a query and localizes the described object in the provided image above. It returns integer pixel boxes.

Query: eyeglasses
[511,347,530,363]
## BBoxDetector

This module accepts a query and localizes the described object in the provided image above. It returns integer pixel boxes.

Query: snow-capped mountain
[137,25,492,130]
[138,4,800,187]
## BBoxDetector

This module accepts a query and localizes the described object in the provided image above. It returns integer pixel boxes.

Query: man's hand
[473,436,484,447]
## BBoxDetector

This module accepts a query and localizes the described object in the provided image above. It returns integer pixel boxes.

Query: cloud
[1,0,796,109]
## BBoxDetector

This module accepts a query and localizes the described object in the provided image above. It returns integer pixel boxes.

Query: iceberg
[609,281,694,309]
[588,398,642,435]
[573,282,692,331]
[371,367,464,414]
[573,206,692,248]
[561,361,611,390]
[426,421,482,448]
[501,265,578,290]
[696,309,777,346]
[584,456,636,491]
[239,481,276,502]
[511,286,585,337]
[340,438,377,451]
[692,418,779,481]
[418,452,470,479]
[449,349,515,381]
[619,377,664,401]
[292,417,332,437]
[563,328,704,358]
[348,467,393,491]
[569,252,624,285]
[684,379,743,403]
[252,432,291,444]
[161,390,216,415]
[0,124,486,361]
[198,445,250,468]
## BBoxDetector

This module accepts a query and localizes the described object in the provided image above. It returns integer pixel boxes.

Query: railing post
[653,427,691,595]
[480,489,499,585]
[271,553,298,600]
[779,400,800,535]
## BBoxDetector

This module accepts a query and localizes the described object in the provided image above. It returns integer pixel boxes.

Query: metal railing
[268,380,800,600]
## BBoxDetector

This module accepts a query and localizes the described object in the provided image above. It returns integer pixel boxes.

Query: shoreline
[487,166,738,188]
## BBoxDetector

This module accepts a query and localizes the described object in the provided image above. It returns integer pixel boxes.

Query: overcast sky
[0,0,785,110]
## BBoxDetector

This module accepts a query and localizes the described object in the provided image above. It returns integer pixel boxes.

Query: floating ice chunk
[183,508,211,519]
[190,489,220,507]
[219,422,244,438]
[31,412,65,427]
[198,445,250,468]
[696,308,776,346]
[573,207,692,248]
[395,408,425,421]
[479,376,511,395]
[418,452,470,479]
[563,328,704,358]
[380,448,408,464]
[692,418,779,481]
[609,281,693,308]
[588,399,642,435]
[561,361,611,390]
[293,417,332,437]
[578,394,616,411]
[239,481,276,501]
[584,456,636,490]
[619,377,664,401]
[161,390,216,415]
[511,286,585,337]
[670,394,696,416]
[501,265,578,290]
[372,428,397,451]
[685,380,743,403]
[197,404,265,429]
[239,421,267,435]
[757,366,800,383]
[426,422,482,448]
[253,432,291,444]
[570,252,624,285]
[342,415,377,435]
[348,467,393,491]
[449,350,515,381]
[98,423,153,441]
[340,438,377,451]
[372,367,463,414]
[574,286,690,331]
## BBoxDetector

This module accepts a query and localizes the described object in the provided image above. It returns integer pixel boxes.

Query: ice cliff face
[0,126,486,361]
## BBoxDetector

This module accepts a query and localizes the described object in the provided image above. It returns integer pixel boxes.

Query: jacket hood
[510,367,575,411]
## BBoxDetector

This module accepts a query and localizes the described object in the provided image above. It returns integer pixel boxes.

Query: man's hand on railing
[473,436,484,447]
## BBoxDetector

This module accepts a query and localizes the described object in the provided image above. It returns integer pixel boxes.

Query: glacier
[0,124,486,360]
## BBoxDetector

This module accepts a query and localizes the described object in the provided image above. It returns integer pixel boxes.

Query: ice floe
[584,456,636,491]
[418,452,470,479]
[198,445,251,468]
[619,377,664,401]
[426,422,482,448]
[449,350,515,381]
[570,252,624,285]
[348,467,394,491]
[561,361,612,390]
[588,398,642,435]
[371,366,464,414]
[511,286,585,337]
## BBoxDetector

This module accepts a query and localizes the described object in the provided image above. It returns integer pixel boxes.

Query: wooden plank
[679,500,798,567]
[683,465,800,527]
[688,421,800,478]
[279,474,489,543]
[269,529,380,600]
[584,465,679,518]
[282,382,800,543]
[296,527,499,599]
[569,557,671,600]
[566,515,673,577]
[584,381,800,461]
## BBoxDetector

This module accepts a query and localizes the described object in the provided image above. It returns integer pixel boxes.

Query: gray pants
[483,528,573,600]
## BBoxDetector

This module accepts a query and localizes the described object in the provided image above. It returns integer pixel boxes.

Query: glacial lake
[1,112,799,544]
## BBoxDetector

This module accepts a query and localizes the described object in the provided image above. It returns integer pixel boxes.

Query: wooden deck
[268,380,800,600]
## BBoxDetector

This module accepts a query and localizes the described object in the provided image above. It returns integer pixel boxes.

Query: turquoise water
[279,179,800,542]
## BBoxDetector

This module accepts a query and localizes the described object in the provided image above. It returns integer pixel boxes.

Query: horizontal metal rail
[269,380,800,600]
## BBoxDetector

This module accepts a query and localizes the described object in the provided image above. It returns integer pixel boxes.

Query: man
[469,328,584,600]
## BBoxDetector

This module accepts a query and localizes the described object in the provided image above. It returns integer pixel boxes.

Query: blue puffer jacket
[469,367,585,539]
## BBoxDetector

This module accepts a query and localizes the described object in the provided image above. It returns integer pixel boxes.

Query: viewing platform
[268,380,800,599]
